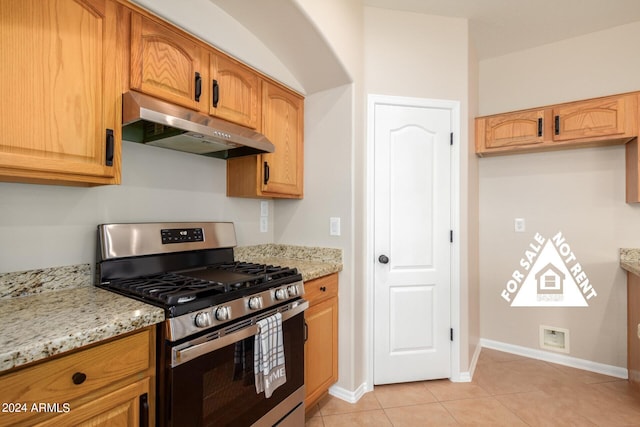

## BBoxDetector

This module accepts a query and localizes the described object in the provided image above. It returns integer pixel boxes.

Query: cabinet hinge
[450,328,453,341]
[450,230,453,243]
[450,132,453,145]
[105,129,114,167]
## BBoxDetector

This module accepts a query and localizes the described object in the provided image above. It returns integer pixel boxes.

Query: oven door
[160,300,308,427]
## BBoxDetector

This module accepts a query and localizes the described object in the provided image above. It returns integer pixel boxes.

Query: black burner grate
[109,273,228,305]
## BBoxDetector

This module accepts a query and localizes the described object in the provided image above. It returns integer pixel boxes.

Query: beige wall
[478,22,640,367]
[0,142,273,273]
[281,0,364,393]
[363,7,479,376]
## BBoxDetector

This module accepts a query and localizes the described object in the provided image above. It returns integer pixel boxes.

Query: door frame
[365,94,461,390]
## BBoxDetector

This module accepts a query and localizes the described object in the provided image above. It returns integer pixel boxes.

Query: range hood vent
[122,91,274,159]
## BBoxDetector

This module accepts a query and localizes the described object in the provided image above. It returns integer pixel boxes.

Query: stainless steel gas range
[95,222,308,427]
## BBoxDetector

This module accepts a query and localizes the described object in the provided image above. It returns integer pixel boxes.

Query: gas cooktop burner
[104,262,302,315]
[109,273,230,305]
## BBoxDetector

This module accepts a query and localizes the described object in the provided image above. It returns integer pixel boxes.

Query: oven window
[167,313,304,427]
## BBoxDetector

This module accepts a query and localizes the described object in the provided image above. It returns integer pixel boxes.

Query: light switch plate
[330,217,341,236]
[260,201,269,217]
[515,218,525,232]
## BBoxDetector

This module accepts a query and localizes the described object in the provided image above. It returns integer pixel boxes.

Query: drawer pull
[320,286,326,292]
[72,372,87,385]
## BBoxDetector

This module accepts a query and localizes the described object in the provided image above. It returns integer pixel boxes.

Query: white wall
[478,21,640,367]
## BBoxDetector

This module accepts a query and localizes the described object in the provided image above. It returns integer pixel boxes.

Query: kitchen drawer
[304,273,338,305]
[0,329,151,426]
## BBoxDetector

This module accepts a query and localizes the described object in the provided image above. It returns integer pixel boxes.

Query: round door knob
[378,254,389,264]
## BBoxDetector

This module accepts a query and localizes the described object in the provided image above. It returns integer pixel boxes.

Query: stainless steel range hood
[122,91,274,159]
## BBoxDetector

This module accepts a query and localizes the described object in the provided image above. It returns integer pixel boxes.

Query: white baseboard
[480,338,628,379]
[450,341,481,382]
[328,382,368,404]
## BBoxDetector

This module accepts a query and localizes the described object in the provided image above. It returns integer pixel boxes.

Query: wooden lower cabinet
[304,273,339,410]
[627,272,640,389]
[0,327,155,427]
[34,379,149,427]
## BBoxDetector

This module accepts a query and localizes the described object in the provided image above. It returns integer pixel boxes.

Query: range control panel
[161,228,204,244]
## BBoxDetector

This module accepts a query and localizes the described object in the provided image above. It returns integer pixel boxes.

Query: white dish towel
[254,312,287,398]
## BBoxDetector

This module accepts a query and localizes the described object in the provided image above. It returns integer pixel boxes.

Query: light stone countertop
[0,266,164,373]
[620,248,640,277]
[235,244,343,281]
[0,244,340,373]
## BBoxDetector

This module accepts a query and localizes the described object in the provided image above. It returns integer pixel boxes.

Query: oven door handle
[173,300,308,367]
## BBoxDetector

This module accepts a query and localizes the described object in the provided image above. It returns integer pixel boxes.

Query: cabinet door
[210,53,261,129]
[0,0,120,186]
[552,95,629,141]
[130,13,206,111]
[478,109,547,152]
[304,296,338,408]
[34,379,150,427]
[261,82,304,198]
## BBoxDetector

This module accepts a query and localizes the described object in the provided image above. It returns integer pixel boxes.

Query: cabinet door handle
[195,72,202,102]
[105,129,114,167]
[72,372,87,385]
[320,286,327,292]
[139,393,149,427]
[537,118,543,137]
[212,79,219,108]
[263,161,270,185]
[554,115,560,135]
[303,320,308,343]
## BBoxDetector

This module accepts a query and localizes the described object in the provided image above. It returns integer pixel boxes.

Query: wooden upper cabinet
[261,81,304,197]
[0,0,121,186]
[130,13,206,111]
[226,81,304,199]
[210,53,261,129]
[478,109,548,152]
[476,93,638,156]
[552,95,630,141]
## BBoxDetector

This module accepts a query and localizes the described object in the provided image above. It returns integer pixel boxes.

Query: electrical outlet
[260,217,268,233]
[514,218,525,232]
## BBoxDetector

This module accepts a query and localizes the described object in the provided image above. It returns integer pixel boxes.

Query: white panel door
[373,99,452,385]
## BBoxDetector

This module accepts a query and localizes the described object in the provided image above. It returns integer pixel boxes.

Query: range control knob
[194,312,211,328]
[215,306,230,321]
[248,296,262,310]
[274,288,288,301]
[287,285,299,297]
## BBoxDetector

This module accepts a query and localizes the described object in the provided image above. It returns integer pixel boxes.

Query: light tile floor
[305,348,640,426]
